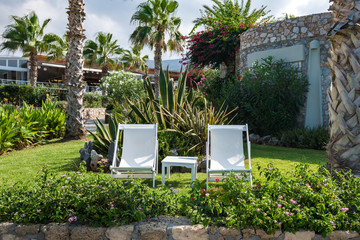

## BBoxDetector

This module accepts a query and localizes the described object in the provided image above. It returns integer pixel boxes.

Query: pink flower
[290,199,297,204]
[285,212,289,216]
[14,212,18,216]
[110,204,114,210]
[61,186,65,189]
[61,174,66,178]
[278,196,283,200]
[68,217,74,223]
[256,208,260,212]
[137,206,142,210]
[341,208,349,211]
[306,183,311,189]
[66,177,71,180]
[37,209,42,213]
[279,222,282,227]
[277,204,282,208]
[205,193,210,197]
[268,167,273,171]
[9,185,13,189]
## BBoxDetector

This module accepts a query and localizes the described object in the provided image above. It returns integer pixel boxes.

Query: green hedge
[202,57,309,136]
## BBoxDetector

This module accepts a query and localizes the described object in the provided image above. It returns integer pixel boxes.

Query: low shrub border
[1,164,359,237]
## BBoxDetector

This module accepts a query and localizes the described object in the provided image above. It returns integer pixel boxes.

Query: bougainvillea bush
[1,164,360,236]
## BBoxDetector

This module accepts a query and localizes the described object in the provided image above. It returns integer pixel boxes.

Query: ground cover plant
[0,99,65,154]
[1,159,359,237]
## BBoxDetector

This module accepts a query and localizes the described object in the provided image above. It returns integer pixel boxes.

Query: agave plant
[163,99,237,154]
[127,66,199,128]
[89,114,122,156]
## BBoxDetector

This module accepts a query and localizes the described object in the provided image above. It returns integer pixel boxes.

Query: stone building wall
[238,12,332,127]
[1,216,359,240]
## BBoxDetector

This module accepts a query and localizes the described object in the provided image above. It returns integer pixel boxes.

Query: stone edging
[1,216,359,240]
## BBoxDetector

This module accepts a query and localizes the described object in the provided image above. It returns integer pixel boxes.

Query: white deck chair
[206,124,252,189]
[110,124,158,187]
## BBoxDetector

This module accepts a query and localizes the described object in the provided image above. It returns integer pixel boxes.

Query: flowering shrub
[184,164,360,236]
[184,26,244,68]
[1,164,360,236]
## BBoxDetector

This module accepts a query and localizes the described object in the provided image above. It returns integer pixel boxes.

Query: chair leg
[153,172,155,188]
[206,172,209,189]
[250,172,253,189]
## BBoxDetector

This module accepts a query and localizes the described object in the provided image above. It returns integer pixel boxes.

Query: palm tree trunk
[65,0,87,140]
[154,40,162,98]
[29,50,38,87]
[327,0,360,173]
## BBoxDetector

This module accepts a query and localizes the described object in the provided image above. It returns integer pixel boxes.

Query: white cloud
[0,0,330,59]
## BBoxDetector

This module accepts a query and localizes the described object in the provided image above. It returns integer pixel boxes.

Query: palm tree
[0,11,57,86]
[130,0,183,97]
[65,0,87,140]
[83,32,122,78]
[121,45,149,74]
[46,34,69,84]
[327,0,360,173]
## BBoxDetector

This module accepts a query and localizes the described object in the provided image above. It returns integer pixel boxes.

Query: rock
[79,141,92,168]
[256,229,282,239]
[284,231,315,240]
[269,137,280,146]
[108,141,119,165]
[260,135,271,144]
[0,222,14,235]
[328,231,359,240]
[169,148,179,156]
[98,158,110,173]
[198,157,207,173]
[2,234,16,240]
[41,223,69,240]
[14,224,40,235]
[249,134,260,143]
[105,225,134,240]
[172,224,209,240]
[138,222,168,240]
[242,228,255,239]
[70,226,106,240]
[218,227,241,238]
[90,150,103,172]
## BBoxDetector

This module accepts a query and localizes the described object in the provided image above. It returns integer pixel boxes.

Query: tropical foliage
[83,32,122,77]
[0,99,65,155]
[130,0,183,97]
[120,45,149,74]
[0,11,57,86]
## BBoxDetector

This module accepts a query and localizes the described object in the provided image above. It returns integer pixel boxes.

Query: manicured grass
[0,139,85,185]
[0,139,326,187]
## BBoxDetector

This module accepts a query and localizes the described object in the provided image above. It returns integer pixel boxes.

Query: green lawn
[0,139,326,187]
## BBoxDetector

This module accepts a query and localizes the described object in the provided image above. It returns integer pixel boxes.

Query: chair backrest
[208,125,248,170]
[119,124,157,169]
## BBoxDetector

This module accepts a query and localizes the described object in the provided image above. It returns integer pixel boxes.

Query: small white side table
[161,156,198,185]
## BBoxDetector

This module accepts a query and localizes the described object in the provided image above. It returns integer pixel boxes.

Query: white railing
[0,79,66,90]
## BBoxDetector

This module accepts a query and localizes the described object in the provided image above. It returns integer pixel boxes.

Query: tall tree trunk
[29,50,38,87]
[65,0,87,140]
[327,0,360,172]
[154,40,162,98]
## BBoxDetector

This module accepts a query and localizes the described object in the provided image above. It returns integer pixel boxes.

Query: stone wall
[1,216,359,240]
[84,108,106,120]
[239,12,332,127]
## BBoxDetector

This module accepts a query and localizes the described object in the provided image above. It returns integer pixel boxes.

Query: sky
[0,0,330,60]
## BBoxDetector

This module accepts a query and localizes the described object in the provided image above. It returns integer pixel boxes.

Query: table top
[162,156,198,164]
